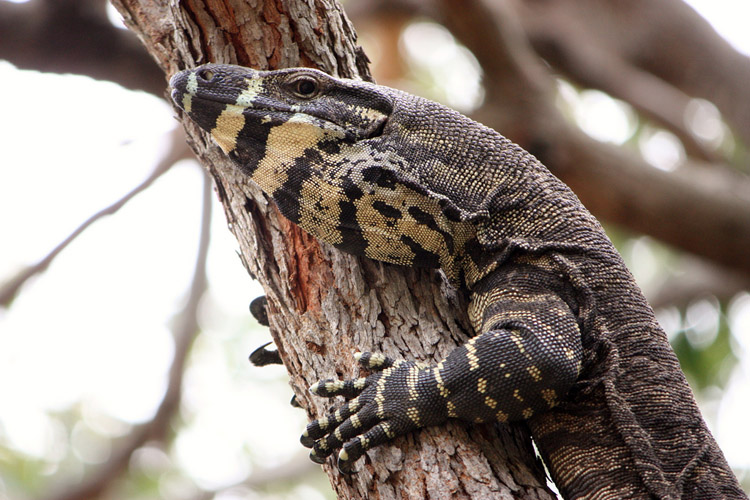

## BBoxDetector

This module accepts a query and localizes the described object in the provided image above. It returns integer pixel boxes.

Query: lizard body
[170,64,746,499]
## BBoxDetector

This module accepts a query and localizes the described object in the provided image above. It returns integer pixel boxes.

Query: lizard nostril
[197,68,215,82]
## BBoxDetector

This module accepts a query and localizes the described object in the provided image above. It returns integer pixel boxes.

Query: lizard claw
[308,449,327,464]
[305,444,358,474]
[249,296,269,326]
[300,428,315,448]
[248,341,282,366]
[336,448,358,474]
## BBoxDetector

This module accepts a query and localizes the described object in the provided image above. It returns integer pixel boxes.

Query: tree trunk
[111,0,556,498]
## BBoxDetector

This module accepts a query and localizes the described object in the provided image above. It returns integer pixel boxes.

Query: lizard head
[170,64,476,283]
[170,64,392,162]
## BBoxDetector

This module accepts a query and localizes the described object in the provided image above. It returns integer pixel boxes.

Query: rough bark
[110,0,555,498]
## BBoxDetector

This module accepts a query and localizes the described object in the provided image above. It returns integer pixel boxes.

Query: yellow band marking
[406,406,421,425]
[447,401,457,418]
[541,388,558,408]
[382,422,394,439]
[407,366,419,402]
[187,72,198,94]
[350,414,362,429]
[236,78,264,106]
[466,342,480,371]
[210,104,246,153]
[434,363,449,398]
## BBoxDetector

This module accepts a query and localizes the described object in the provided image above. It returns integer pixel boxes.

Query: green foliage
[672,305,738,391]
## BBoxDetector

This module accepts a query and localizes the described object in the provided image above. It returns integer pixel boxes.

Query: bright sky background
[0,0,748,496]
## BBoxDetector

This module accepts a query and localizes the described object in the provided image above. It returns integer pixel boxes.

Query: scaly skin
[170,64,746,499]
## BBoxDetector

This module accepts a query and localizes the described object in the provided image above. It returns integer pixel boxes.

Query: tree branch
[517,0,750,152]
[0,0,164,95]
[517,0,716,161]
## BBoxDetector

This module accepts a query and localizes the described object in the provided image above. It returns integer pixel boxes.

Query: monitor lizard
[169,63,747,499]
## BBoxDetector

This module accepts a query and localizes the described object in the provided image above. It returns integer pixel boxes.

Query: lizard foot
[301,352,445,473]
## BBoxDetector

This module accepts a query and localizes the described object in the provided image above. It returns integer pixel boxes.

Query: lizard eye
[291,76,319,98]
[197,68,215,82]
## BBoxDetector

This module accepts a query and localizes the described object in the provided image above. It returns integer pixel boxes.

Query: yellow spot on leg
[326,380,346,392]
[477,377,487,393]
[434,364,450,398]
[406,406,421,425]
[407,366,419,401]
[447,401,457,418]
[526,365,542,382]
[382,422,394,439]
[365,352,387,368]
[350,414,362,429]
[541,388,558,408]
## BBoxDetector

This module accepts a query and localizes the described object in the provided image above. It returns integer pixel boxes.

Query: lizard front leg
[302,264,583,473]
